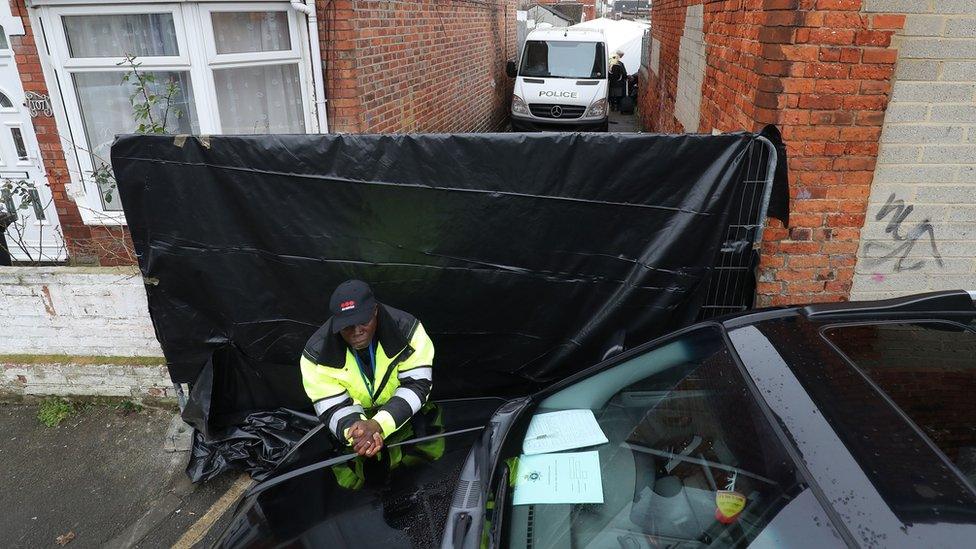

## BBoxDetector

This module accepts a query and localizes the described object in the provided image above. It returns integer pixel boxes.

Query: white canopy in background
[571,18,649,73]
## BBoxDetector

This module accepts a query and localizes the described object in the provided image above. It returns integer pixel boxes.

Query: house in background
[526,3,582,28]
[533,0,594,23]
[1,0,517,266]
[612,0,649,20]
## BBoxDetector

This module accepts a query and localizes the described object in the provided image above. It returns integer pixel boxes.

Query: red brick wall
[8,0,100,263]
[638,0,904,305]
[698,0,766,133]
[324,0,518,133]
[583,0,596,21]
[639,0,693,132]
[321,0,365,132]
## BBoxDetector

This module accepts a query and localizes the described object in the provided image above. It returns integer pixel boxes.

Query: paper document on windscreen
[513,451,604,505]
[522,409,609,455]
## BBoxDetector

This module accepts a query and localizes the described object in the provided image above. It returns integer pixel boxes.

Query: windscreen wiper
[448,424,496,545]
[487,463,510,547]
[245,426,484,498]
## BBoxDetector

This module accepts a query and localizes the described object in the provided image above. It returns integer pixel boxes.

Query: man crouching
[300,280,434,457]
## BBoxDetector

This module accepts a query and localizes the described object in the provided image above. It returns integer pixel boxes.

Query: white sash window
[33,1,313,221]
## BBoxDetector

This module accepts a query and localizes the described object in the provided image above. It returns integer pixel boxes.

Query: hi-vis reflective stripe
[399,366,432,381]
[329,404,363,435]
[313,393,349,417]
[394,387,423,414]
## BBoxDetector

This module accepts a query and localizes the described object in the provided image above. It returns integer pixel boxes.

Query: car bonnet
[213,397,505,549]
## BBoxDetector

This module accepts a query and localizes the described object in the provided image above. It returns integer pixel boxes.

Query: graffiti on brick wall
[864,193,944,272]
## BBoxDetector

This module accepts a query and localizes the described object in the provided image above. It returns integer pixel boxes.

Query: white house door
[0,25,64,263]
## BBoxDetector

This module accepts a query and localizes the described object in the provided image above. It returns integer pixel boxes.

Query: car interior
[504,330,805,548]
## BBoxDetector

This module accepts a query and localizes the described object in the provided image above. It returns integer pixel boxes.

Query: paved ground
[608,110,639,132]
[0,401,244,548]
[501,110,639,133]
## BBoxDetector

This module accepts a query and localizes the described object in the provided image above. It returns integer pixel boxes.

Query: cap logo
[340,300,356,311]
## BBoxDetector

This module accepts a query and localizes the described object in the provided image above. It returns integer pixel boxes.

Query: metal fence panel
[697,135,777,320]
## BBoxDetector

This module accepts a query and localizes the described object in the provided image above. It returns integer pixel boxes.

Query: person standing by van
[608,50,628,111]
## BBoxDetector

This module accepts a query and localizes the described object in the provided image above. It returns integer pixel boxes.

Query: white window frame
[0,24,10,51]
[199,3,311,135]
[6,123,32,164]
[202,3,301,64]
[0,86,16,115]
[32,1,313,225]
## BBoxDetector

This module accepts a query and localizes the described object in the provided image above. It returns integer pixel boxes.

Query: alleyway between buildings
[608,110,640,132]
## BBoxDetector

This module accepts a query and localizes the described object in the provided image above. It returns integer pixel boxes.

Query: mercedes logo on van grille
[550,105,563,118]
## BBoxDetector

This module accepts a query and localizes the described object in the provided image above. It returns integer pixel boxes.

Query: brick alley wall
[639,0,909,305]
[322,0,518,133]
[674,4,705,131]
[639,0,691,133]
[851,2,976,299]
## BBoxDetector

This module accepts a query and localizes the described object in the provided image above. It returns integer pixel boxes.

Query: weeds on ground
[37,397,75,427]
[115,399,144,415]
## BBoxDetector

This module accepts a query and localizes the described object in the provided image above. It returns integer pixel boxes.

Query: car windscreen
[520,40,606,79]
[822,321,976,491]
[493,326,841,548]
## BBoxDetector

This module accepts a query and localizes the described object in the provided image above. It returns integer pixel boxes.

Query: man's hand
[348,419,384,457]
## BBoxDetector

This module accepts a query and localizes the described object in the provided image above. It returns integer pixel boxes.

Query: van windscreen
[520,40,606,79]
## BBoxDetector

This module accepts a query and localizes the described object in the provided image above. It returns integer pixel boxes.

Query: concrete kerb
[164,411,194,452]
[0,355,174,403]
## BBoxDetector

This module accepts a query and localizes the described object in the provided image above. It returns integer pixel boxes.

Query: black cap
[329,279,377,333]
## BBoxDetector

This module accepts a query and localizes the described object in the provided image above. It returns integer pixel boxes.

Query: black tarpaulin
[112,131,787,479]
[760,125,790,228]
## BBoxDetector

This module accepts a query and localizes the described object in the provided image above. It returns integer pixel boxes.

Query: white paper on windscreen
[513,451,605,505]
[522,409,609,455]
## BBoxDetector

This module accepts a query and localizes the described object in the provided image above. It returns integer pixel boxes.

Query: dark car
[216,290,976,548]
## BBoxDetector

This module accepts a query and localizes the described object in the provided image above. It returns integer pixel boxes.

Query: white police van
[507,27,609,132]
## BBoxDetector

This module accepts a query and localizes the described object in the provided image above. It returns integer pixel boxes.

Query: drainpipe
[291,0,329,133]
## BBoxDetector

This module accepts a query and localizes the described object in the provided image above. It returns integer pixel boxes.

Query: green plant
[93,54,185,207]
[37,397,75,428]
[1,179,38,215]
[115,399,144,415]
[1,178,65,265]
[118,53,184,135]
[91,164,118,206]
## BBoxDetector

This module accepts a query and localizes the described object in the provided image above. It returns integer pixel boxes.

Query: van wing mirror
[505,60,517,78]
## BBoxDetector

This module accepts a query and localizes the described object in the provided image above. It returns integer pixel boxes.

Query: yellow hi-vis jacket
[300,304,434,442]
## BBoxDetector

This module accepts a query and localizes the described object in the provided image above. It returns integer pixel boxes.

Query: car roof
[723,289,976,545]
[720,289,976,330]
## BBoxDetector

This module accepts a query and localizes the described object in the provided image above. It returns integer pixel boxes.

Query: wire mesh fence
[696,136,777,321]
